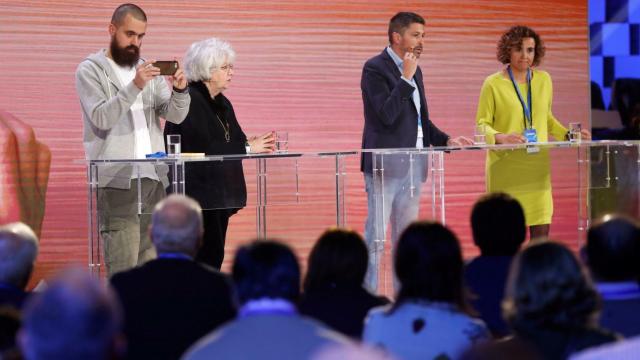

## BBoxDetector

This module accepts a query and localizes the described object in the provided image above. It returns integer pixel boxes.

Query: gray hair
[151,194,203,256]
[183,38,236,82]
[20,268,123,360]
[0,222,39,288]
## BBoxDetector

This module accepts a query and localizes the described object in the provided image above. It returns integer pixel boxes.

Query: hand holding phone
[154,60,179,76]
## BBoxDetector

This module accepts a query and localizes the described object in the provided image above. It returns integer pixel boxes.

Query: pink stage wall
[0,1,588,284]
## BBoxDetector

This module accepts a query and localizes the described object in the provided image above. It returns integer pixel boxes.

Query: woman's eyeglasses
[219,64,234,73]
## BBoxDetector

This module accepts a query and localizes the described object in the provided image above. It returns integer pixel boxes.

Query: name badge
[523,128,537,143]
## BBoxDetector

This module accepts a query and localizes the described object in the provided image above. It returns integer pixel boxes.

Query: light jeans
[363,158,425,292]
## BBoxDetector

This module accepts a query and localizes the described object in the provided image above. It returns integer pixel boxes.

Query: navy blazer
[360,49,449,179]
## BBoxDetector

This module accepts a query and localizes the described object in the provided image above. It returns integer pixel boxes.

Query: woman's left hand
[248,132,276,153]
[581,129,592,140]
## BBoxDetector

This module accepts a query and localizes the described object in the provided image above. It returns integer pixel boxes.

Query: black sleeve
[165,97,247,156]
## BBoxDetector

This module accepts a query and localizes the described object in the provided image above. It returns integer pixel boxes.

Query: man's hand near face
[402,48,419,80]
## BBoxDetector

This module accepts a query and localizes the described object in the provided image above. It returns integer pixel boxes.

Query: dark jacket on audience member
[0,284,29,310]
[464,255,513,337]
[110,257,237,360]
[514,324,618,360]
[298,283,389,338]
[597,281,640,337]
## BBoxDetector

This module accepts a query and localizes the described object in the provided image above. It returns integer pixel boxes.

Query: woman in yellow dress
[476,25,589,239]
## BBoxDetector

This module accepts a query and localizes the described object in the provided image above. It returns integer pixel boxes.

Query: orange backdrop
[0,0,588,284]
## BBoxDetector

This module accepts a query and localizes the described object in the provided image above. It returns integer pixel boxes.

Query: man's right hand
[133,60,161,90]
[402,49,419,80]
[495,132,526,144]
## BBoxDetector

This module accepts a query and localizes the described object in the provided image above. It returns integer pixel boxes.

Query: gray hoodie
[76,49,190,189]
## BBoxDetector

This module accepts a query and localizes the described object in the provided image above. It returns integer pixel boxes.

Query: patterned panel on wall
[590,0,640,109]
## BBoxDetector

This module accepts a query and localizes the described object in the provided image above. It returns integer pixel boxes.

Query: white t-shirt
[106,58,152,159]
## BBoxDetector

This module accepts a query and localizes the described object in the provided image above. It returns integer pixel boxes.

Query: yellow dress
[476,70,568,226]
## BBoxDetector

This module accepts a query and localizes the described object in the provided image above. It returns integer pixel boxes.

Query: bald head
[0,222,39,288]
[150,195,203,257]
[111,3,147,26]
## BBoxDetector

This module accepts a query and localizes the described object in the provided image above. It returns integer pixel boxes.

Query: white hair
[183,38,236,82]
[151,194,203,255]
[0,222,39,287]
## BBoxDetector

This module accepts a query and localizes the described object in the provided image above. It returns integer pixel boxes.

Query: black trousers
[196,209,232,269]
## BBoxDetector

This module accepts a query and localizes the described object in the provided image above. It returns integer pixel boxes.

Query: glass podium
[85,141,639,291]
[364,140,640,293]
[86,151,358,276]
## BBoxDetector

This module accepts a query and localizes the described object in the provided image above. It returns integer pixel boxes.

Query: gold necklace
[215,114,230,142]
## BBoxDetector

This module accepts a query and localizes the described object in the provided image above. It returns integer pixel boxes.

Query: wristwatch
[245,141,251,154]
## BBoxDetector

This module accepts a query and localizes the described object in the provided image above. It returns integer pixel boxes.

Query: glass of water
[166,134,181,157]
[474,124,486,145]
[568,122,582,143]
[275,131,288,152]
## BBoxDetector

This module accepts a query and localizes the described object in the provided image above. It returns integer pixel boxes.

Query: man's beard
[109,36,140,68]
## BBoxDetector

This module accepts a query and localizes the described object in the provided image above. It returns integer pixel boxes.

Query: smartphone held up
[154,60,178,76]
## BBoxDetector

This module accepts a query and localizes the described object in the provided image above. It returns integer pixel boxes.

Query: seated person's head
[19,269,123,360]
[304,228,368,292]
[586,214,640,282]
[150,194,203,257]
[395,221,469,311]
[232,240,300,304]
[471,193,526,256]
[0,222,39,289]
[503,242,600,332]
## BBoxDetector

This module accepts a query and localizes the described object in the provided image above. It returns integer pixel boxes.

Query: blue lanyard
[507,66,532,129]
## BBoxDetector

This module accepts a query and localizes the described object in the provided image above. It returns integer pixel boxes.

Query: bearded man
[76,3,190,276]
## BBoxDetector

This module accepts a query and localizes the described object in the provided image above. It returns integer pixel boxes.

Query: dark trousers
[196,209,232,269]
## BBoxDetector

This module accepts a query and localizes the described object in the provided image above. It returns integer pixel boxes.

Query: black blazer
[0,285,29,310]
[110,258,237,360]
[299,283,389,339]
[360,49,449,179]
[164,81,247,210]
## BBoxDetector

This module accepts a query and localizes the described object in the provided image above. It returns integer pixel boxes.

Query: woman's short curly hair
[183,37,236,82]
[503,242,601,332]
[497,25,546,66]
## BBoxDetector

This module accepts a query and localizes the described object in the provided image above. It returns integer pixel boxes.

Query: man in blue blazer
[361,12,471,290]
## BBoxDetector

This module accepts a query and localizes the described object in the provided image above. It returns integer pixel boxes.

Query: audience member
[570,334,640,360]
[110,194,236,360]
[503,242,619,360]
[0,307,21,359]
[585,215,640,337]
[363,221,489,359]
[461,337,542,360]
[19,269,124,360]
[0,222,39,309]
[299,228,389,338]
[183,240,351,360]
[311,343,394,360]
[465,193,526,337]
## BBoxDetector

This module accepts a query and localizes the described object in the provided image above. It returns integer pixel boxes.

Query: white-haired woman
[165,38,274,269]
